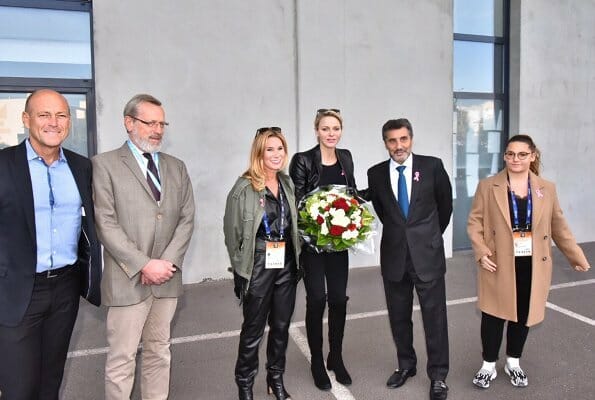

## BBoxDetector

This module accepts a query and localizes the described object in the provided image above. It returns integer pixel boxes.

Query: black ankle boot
[327,299,352,385]
[236,377,254,400]
[266,373,291,400]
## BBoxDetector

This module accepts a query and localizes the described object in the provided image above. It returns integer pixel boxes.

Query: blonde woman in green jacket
[224,127,301,400]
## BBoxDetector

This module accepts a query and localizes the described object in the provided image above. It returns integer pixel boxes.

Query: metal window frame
[0,0,96,155]
[452,0,510,250]
[453,0,510,157]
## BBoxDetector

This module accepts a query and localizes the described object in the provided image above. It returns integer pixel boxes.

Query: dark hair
[506,134,541,176]
[382,118,413,140]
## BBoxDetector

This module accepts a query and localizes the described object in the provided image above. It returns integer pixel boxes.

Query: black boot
[306,297,331,390]
[327,298,352,385]
[236,377,254,400]
[235,295,265,400]
[266,372,291,400]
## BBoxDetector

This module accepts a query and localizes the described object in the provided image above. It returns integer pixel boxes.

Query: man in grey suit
[92,94,195,400]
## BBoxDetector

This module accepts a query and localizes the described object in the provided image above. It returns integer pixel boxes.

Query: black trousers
[302,249,349,305]
[383,254,449,381]
[481,257,532,361]
[0,266,80,400]
[235,242,297,382]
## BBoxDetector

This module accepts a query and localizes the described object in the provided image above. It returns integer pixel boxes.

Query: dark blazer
[0,140,102,327]
[289,145,358,204]
[367,154,452,282]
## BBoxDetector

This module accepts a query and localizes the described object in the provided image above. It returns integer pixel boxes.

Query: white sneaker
[504,364,528,387]
[472,368,497,389]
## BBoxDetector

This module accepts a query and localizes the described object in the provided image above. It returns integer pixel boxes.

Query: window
[452,0,509,249]
[0,0,95,156]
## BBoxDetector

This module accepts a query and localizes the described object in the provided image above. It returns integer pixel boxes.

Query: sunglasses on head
[317,108,340,114]
[255,127,282,137]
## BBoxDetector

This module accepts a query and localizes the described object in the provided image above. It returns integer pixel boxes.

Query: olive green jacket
[223,173,300,284]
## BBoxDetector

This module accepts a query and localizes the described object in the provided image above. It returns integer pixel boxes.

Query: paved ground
[60,242,595,400]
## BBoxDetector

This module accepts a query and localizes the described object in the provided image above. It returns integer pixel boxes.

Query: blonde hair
[314,109,343,130]
[242,129,289,191]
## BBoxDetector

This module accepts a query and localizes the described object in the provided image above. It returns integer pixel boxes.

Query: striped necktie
[143,153,161,201]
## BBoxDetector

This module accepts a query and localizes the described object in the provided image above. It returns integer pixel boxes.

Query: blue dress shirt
[26,140,82,272]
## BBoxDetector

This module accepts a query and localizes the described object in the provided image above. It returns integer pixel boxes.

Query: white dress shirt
[389,154,413,205]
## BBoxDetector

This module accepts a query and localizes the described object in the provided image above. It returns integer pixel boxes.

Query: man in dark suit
[0,89,101,400]
[367,118,452,400]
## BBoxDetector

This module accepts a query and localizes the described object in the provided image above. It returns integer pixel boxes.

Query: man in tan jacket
[93,94,195,400]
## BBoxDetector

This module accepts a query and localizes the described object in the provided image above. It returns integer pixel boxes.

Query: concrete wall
[296,0,454,268]
[92,0,452,283]
[510,0,595,243]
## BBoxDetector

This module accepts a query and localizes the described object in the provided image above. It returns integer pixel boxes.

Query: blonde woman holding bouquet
[289,109,362,390]
[224,128,301,400]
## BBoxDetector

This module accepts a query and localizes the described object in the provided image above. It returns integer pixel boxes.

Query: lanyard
[509,179,532,230]
[262,182,285,240]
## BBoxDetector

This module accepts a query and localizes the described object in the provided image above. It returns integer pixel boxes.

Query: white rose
[309,204,320,219]
[330,209,350,227]
[342,229,359,240]
[352,215,362,227]
[320,223,329,236]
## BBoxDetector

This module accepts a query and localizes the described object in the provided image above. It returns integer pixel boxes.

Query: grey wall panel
[91,0,467,282]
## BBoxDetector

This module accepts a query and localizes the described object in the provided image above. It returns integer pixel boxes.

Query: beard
[130,130,162,153]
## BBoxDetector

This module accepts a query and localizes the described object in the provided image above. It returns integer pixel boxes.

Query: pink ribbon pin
[413,171,420,182]
[535,188,544,198]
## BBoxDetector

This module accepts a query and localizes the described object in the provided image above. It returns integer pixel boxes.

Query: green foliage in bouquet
[298,186,375,252]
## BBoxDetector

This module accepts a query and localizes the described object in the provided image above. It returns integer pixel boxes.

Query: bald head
[22,89,72,163]
[24,89,70,116]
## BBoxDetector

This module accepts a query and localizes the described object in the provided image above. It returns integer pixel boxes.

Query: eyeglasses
[504,151,532,160]
[127,115,169,129]
[255,127,282,137]
[317,108,340,114]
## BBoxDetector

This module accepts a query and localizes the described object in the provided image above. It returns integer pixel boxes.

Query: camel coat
[467,170,589,326]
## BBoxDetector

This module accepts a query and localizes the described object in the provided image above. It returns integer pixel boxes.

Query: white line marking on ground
[550,278,595,290]
[67,279,594,359]
[289,327,356,400]
[546,302,595,326]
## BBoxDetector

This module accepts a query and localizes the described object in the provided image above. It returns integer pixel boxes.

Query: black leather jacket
[288,145,359,204]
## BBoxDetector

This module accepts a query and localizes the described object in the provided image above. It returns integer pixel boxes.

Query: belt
[36,264,77,279]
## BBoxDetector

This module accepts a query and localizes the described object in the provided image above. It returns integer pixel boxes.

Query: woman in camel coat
[467,134,590,390]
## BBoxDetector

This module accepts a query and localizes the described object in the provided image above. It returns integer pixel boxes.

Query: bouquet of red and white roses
[297,185,376,253]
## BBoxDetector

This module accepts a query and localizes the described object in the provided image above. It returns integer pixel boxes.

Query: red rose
[316,215,325,225]
[350,198,359,205]
[332,198,350,212]
[329,225,347,236]
[347,223,357,231]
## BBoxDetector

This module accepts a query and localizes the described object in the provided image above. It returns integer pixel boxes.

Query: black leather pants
[235,241,297,384]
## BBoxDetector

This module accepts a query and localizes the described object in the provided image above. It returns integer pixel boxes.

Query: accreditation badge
[265,240,286,269]
[513,231,532,257]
